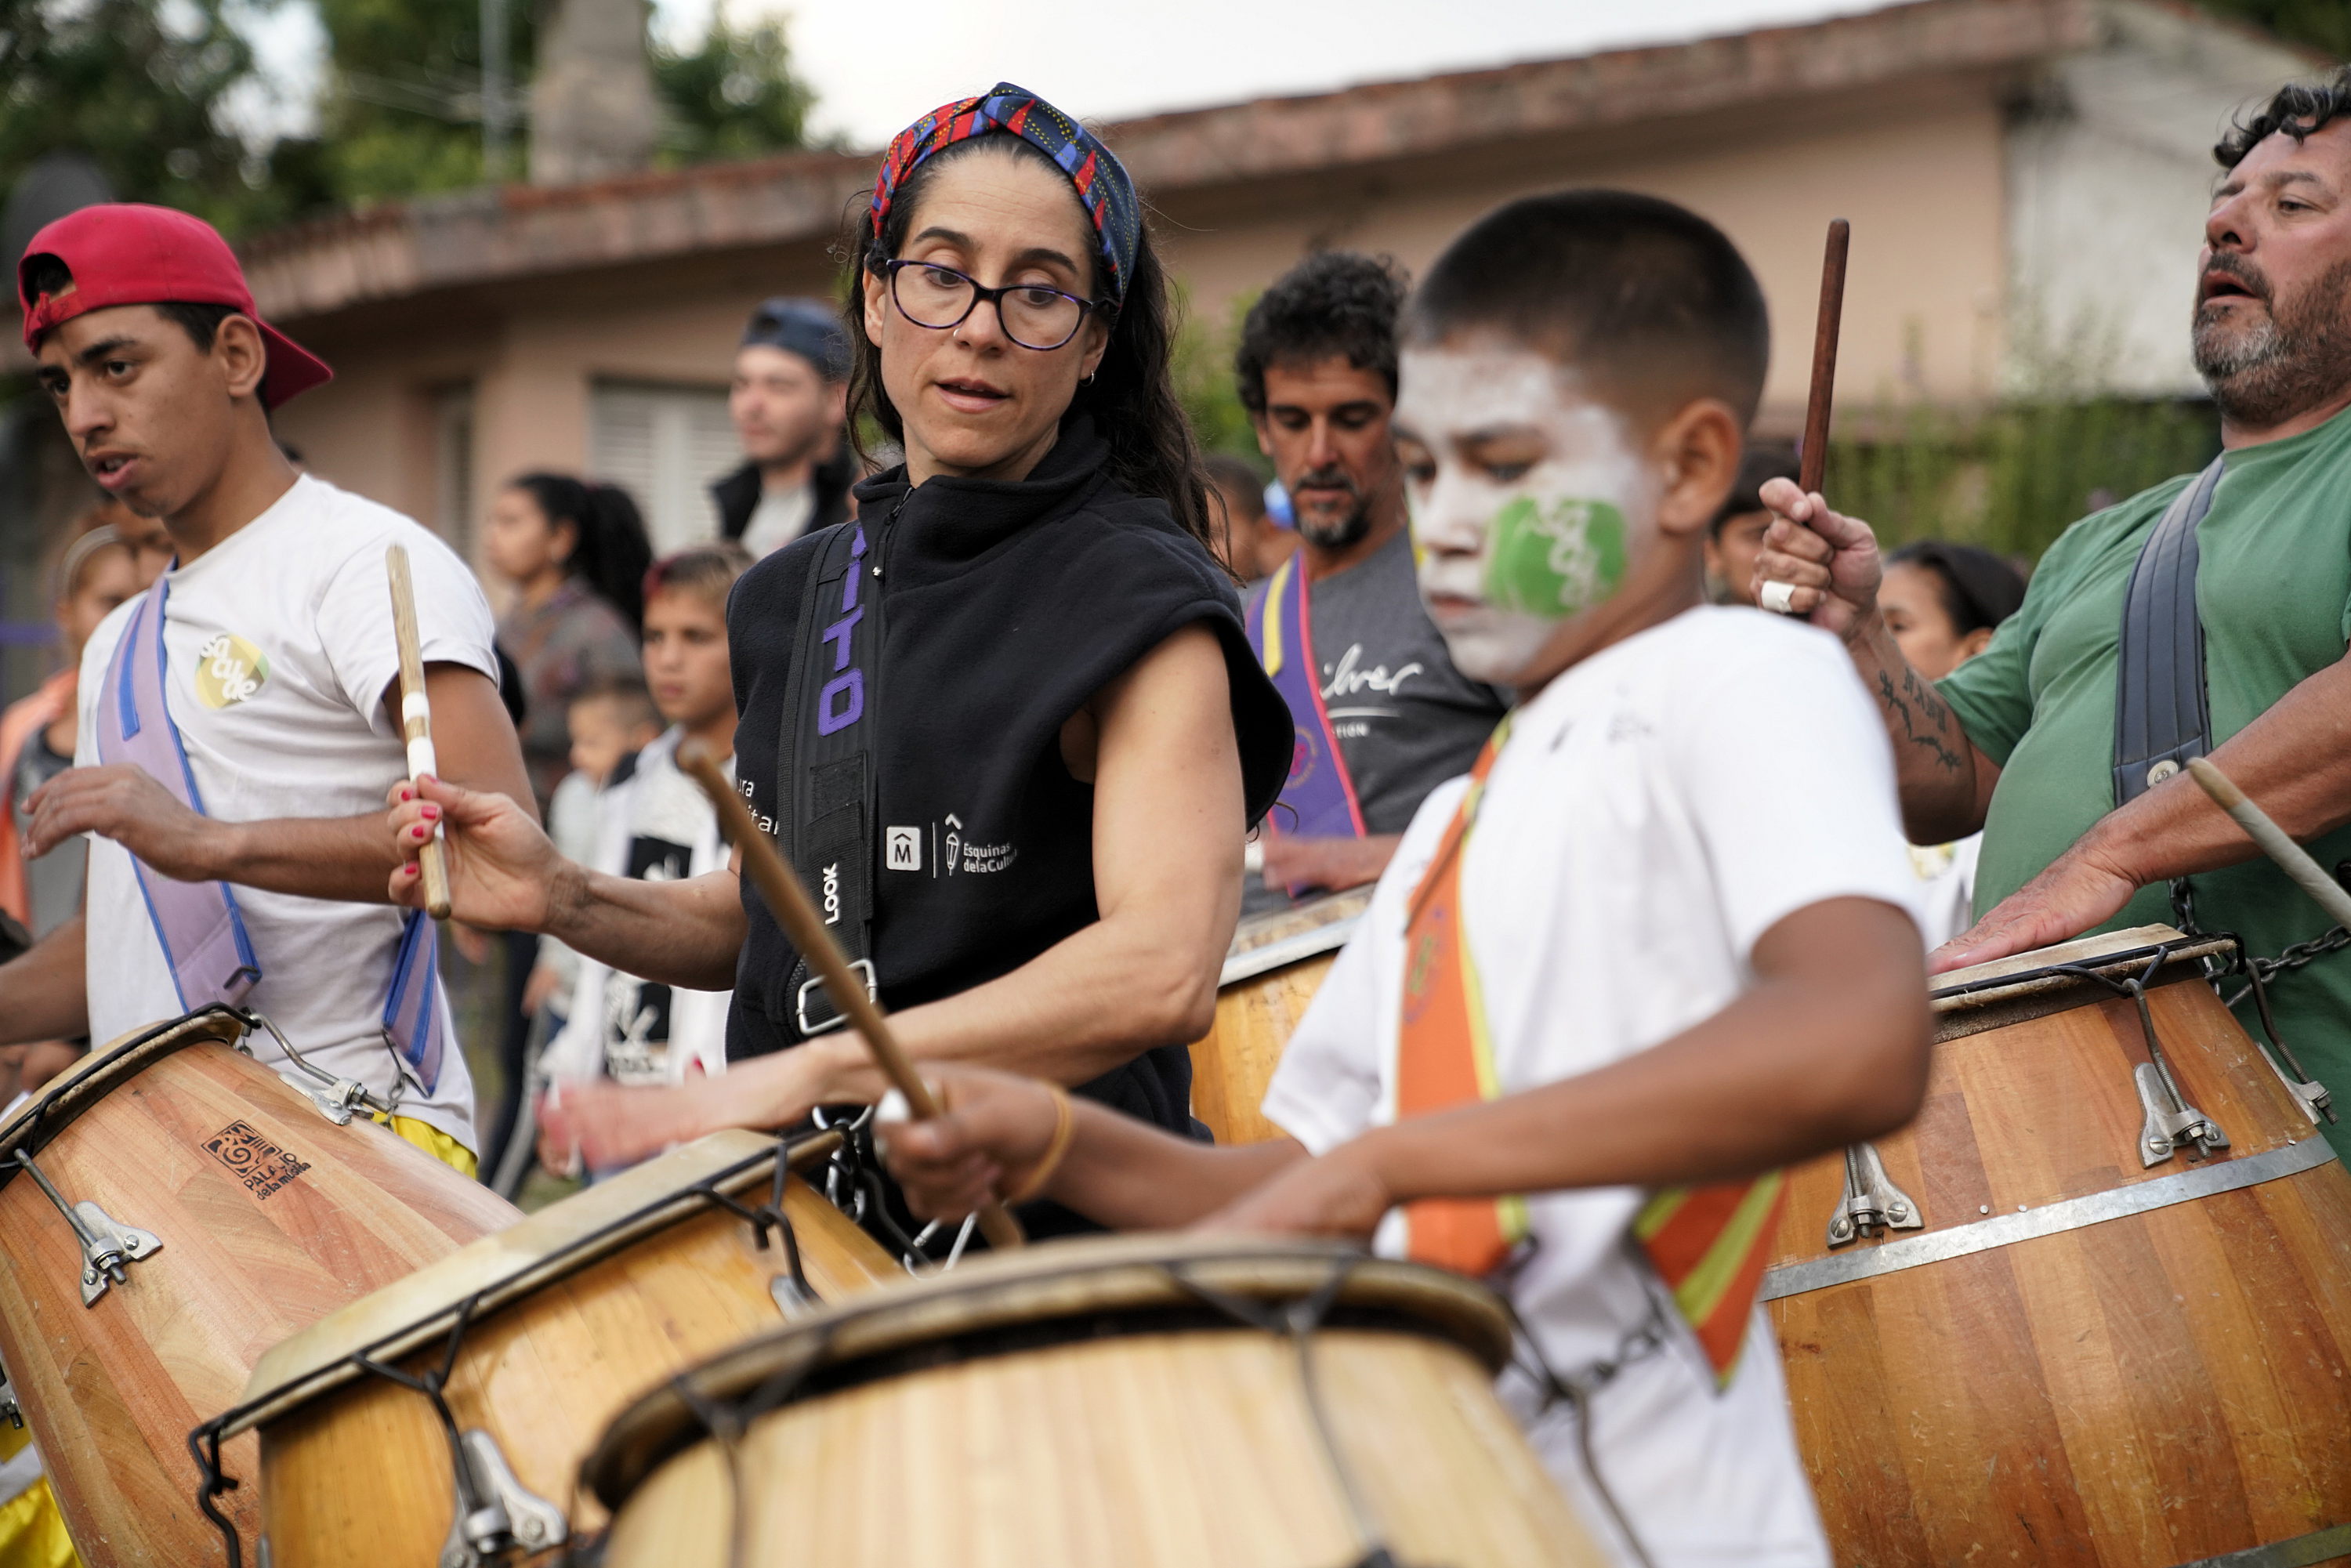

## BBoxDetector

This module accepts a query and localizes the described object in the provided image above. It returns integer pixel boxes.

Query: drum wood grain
[0,1025,518,1568]
[1769,961,2351,1566]
[592,1237,1603,1568]
[255,1159,897,1567]
[1188,891,1368,1146]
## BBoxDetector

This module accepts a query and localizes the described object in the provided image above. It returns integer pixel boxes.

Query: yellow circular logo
[194,632,270,709]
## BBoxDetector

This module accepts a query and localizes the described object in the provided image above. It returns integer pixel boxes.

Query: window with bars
[589,382,741,555]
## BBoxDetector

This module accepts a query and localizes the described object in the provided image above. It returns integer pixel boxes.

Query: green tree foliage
[2197,0,2351,63]
[1827,397,2220,564]
[0,0,296,232]
[1172,285,1260,462]
[651,15,811,165]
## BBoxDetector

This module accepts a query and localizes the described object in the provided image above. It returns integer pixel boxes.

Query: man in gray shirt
[1238,252,1507,909]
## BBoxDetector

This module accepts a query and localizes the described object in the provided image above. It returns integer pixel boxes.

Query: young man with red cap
[0,205,534,1171]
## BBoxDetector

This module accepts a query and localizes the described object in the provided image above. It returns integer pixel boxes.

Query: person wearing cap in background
[712,297,857,557]
[0,204,538,1193]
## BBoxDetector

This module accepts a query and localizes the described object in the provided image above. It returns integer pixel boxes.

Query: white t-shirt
[76,476,495,1149]
[1910,832,1984,946]
[741,483,815,558]
[1262,607,1925,1568]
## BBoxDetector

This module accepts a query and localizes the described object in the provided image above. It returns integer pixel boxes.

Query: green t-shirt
[1940,406,2351,1153]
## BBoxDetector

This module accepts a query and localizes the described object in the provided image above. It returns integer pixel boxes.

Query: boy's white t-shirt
[1262,607,1926,1568]
[75,476,495,1150]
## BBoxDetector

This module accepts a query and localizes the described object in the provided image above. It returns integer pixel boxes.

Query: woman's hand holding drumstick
[675,741,1027,1250]
[386,545,452,919]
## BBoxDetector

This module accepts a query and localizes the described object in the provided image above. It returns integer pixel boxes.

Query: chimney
[527,0,661,186]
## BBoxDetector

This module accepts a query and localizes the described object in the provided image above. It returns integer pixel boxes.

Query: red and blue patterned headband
[869,83,1140,306]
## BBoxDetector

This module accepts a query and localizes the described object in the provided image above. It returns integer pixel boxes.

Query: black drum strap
[777,516,886,1037]
[2113,456,2223,807]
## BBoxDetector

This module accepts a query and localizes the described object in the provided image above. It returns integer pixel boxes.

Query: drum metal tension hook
[11,1149,163,1305]
[1826,1142,1924,1248]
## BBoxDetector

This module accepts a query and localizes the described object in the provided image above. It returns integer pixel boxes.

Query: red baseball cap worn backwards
[17,203,331,409]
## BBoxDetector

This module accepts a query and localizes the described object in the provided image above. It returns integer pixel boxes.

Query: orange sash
[1396,719,1784,1386]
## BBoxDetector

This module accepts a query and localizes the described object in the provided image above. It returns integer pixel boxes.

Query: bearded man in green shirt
[1755,71,2351,1156]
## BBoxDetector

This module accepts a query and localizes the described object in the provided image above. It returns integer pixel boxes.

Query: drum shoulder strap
[778,518,886,1037]
[2113,455,2223,807]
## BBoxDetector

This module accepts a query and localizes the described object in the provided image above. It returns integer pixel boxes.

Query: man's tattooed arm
[1876,667,1966,775]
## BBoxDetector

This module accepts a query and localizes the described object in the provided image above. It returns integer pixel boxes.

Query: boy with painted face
[872,190,1932,1566]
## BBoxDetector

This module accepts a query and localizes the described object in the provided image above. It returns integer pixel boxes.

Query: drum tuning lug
[308,1079,368,1127]
[1826,1142,1925,1249]
[10,1150,163,1305]
[438,1429,567,1566]
[2133,1064,2230,1167]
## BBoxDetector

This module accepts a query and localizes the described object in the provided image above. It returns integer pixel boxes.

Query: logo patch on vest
[203,1120,310,1200]
[194,632,270,708]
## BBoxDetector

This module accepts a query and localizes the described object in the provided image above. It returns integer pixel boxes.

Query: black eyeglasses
[879,259,1107,352]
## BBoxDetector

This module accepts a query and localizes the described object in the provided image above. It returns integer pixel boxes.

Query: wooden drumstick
[386,545,451,920]
[676,742,1027,1251]
[2186,757,2351,931]
[1799,218,1851,496]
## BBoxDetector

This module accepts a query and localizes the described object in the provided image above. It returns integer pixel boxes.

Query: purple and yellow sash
[1245,556,1364,842]
[97,583,445,1094]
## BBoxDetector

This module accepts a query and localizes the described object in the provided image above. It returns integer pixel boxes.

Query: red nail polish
[411,825,428,840]
[420,804,440,820]
[398,786,412,802]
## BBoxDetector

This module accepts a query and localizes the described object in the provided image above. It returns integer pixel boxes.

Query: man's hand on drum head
[875,1066,1060,1222]
[386,774,564,931]
[536,1069,744,1175]
[1929,842,2138,976]
[1751,478,1886,642]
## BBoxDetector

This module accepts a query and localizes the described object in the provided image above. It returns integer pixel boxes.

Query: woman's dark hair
[1886,541,2027,638]
[1711,443,1799,538]
[842,133,1214,552]
[509,473,655,629]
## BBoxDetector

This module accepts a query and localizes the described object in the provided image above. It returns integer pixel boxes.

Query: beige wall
[271,86,2011,553]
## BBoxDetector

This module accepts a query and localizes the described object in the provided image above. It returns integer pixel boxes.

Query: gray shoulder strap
[2112,456,2223,806]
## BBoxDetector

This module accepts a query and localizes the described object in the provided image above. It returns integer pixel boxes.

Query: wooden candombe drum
[0,1006,521,1567]
[580,1233,1607,1568]
[1764,926,2351,1566]
[210,1128,900,1568]
[1188,889,1369,1144]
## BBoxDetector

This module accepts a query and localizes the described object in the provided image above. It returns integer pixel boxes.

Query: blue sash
[96,582,446,1095]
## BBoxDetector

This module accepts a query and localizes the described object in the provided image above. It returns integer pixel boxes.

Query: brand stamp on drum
[203,1120,311,1199]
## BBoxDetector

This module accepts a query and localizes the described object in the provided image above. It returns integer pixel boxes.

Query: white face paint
[1396,344,1659,686]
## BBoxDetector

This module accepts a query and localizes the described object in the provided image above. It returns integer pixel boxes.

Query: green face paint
[1483,495,1629,618]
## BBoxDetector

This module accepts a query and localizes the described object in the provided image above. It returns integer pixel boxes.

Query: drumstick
[2186,757,2351,931]
[386,545,452,920]
[1799,218,1851,496]
[676,742,1027,1251]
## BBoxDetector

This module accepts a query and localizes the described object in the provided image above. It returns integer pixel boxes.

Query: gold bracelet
[1001,1082,1076,1206]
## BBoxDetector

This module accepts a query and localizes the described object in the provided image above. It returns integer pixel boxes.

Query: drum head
[0,1005,248,1165]
[226,1128,832,1436]
[1929,924,2236,1043]
[581,1232,1514,1512]
[1223,887,1373,987]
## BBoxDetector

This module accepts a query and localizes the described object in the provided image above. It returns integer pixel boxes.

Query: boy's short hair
[1201,453,1267,518]
[1404,190,1770,429]
[1234,252,1407,415]
[643,543,754,612]
[1712,444,1800,537]
[568,675,661,734]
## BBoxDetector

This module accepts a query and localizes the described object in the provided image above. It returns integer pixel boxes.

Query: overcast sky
[241,0,1904,150]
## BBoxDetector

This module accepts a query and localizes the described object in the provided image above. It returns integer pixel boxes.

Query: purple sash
[96,583,445,1095]
[1245,555,1365,841]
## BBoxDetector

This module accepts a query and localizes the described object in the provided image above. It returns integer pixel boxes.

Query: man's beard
[2193,253,2351,427]
[1291,468,1372,549]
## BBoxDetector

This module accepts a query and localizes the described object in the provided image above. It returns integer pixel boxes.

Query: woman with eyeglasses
[387,85,1291,1237]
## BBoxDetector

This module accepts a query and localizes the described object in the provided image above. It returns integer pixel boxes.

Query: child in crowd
[1878,540,2029,941]
[1203,451,1295,583]
[1703,444,1799,607]
[876,190,1931,1568]
[542,547,748,1120]
[522,677,665,1024]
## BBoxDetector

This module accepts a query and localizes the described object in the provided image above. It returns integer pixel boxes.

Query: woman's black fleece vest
[724,418,1291,1150]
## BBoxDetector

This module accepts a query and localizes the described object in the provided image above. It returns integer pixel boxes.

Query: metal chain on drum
[2166,875,2341,1121]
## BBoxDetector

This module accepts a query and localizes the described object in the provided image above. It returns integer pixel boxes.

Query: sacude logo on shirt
[194,632,270,708]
